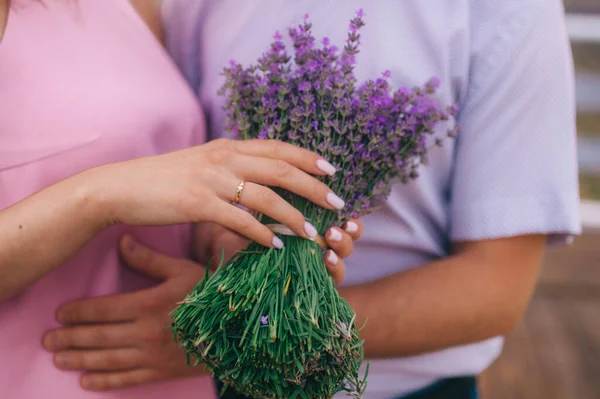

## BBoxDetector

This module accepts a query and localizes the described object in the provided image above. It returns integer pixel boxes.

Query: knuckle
[199,167,221,183]
[213,138,233,148]
[139,296,161,312]
[107,374,127,390]
[256,188,278,209]
[141,325,170,344]
[274,160,294,180]
[342,241,355,258]
[88,328,108,344]
[206,149,230,165]
[82,374,108,391]
[235,212,256,233]
[88,305,110,321]
[269,139,285,152]
[106,350,134,367]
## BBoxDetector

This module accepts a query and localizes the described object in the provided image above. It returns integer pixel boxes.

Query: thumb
[119,235,179,281]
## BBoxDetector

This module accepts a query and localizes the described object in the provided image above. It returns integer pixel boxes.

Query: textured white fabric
[162,1,581,397]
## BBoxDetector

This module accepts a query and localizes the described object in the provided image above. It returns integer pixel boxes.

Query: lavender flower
[221,11,455,224]
[178,10,458,399]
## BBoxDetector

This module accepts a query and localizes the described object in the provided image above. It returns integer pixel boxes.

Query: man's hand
[193,220,364,284]
[42,235,207,391]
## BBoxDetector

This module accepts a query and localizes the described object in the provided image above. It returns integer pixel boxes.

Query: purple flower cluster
[220,10,458,230]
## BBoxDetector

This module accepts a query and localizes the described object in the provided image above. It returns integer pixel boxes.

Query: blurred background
[480,2,600,398]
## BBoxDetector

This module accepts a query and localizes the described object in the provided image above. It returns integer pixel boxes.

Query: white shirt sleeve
[450,0,581,244]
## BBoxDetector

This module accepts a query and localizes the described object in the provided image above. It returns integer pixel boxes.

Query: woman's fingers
[228,139,337,177]
[210,200,283,248]
[325,227,354,259]
[230,181,323,241]
[229,154,345,211]
[325,251,345,285]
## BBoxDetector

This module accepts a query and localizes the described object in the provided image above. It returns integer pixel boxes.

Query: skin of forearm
[0,168,108,302]
[340,235,545,358]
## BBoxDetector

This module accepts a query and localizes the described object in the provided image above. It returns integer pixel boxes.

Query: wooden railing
[567,13,600,43]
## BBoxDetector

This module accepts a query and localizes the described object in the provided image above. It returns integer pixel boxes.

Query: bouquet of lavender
[172,11,457,399]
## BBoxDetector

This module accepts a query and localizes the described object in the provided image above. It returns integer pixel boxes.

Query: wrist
[71,166,119,232]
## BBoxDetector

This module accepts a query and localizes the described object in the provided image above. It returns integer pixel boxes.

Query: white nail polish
[316,159,337,176]
[326,193,345,210]
[345,221,359,233]
[272,236,284,249]
[329,228,342,242]
[326,250,339,265]
[304,221,318,238]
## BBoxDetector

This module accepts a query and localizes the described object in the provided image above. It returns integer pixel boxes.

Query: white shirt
[162,1,581,397]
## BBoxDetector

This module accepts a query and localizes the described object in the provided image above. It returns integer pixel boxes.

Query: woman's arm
[0,169,107,302]
[0,139,343,302]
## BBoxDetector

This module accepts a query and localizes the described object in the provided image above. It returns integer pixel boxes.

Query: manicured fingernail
[272,236,284,249]
[123,235,136,252]
[328,228,342,242]
[345,221,358,233]
[316,159,336,176]
[326,250,338,265]
[304,221,318,238]
[326,193,345,210]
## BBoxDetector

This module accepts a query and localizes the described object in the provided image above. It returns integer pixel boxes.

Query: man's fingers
[53,348,142,371]
[120,235,182,281]
[80,369,167,391]
[56,291,149,324]
[324,251,345,285]
[43,323,137,351]
[325,227,354,259]
[343,219,364,240]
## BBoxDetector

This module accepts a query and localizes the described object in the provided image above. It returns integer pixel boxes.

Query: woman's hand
[95,139,344,248]
[193,219,364,284]
[0,138,343,303]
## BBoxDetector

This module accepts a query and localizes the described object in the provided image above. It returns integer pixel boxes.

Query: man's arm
[348,0,578,359]
[341,234,546,358]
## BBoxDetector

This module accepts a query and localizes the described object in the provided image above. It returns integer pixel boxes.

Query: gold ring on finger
[234,180,246,204]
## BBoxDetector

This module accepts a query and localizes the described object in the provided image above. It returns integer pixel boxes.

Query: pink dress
[0,1,215,398]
